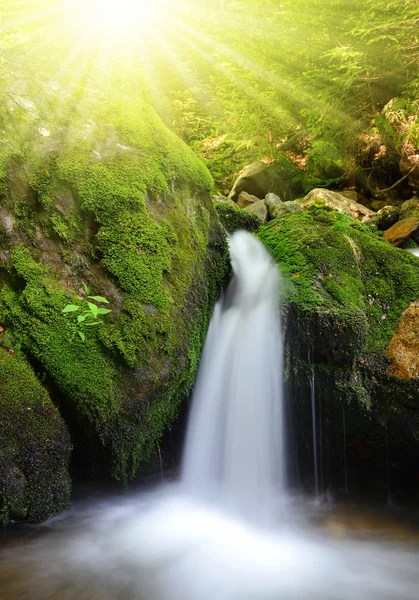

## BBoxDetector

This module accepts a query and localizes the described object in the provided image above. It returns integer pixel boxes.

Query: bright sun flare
[73,0,169,38]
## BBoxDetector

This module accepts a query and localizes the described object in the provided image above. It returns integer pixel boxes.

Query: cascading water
[182,230,284,519]
[1,230,419,600]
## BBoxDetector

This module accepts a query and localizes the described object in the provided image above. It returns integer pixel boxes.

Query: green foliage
[258,209,419,354]
[62,283,111,342]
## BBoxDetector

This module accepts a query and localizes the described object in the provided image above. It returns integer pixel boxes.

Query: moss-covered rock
[215,201,261,233]
[0,94,228,483]
[258,208,419,493]
[0,350,71,525]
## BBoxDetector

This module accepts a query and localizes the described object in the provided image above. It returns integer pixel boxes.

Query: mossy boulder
[0,95,228,483]
[258,209,419,494]
[0,350,71,525]
[214,201,262,233]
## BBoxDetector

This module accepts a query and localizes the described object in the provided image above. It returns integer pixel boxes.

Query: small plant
[62,283,111,341]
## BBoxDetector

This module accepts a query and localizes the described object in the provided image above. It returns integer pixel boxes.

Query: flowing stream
[1,230,419,599]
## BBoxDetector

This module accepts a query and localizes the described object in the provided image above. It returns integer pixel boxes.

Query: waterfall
[3,230,419,600]
[182,230,284,519]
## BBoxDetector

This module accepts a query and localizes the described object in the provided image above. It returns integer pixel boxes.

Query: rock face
[300,188,375,220]
[383,217,419,246]
[258,208,419,494]
[0,351,71,525]
[0,95,228,488]
[386,300,419,379]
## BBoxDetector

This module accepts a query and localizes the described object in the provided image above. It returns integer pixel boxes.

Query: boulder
[237,191,259,209]
[258,210,419,493]
[215,201,262,233]
[0,94,228,486]
[339,190,372,209]
[300,188,375,220]
[374,206,400,231]
[243,199,268,223]
[0,350,71,524]
[383,217,419,246]
[264,192,283,219]
[228,161,272,202]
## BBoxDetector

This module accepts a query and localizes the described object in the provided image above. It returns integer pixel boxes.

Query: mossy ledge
[0,94,228,487]
[258,208,419,486]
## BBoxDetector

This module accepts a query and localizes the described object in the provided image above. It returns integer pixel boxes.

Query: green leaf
[87,302,99,318]
[96,307,111,315]
[83,282,90,295]
[62,304,80,313]
[88,295,109,304]
[77,314,87,323]
[78,331,86,342]
[84,321,102,326]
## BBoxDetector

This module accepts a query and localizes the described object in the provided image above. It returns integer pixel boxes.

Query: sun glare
[71,0,169,39]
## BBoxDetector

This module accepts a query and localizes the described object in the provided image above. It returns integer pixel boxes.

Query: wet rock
[0,350,71,525]
[259,209,419,491]
[215,201,262,233]
[383,217,419,246]
[386,299,419,379]
[237,191,259,208]
[300,188,375,220]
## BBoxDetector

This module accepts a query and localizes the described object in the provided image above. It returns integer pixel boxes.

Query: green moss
[215,201,261,233]
[258,209,419,355]
[0,350,71,525]
[0,94,227,483]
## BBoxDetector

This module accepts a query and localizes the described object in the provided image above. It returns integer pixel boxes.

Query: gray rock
[228,161,271,202]
[264,192,283,219]
[244,199,268,223]
[265,193,302,220]
[237,191,259,208]
[301,188,375,220]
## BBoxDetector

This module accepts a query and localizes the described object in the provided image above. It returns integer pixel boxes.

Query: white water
[1,230,419,599]
[182,230,283,520]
